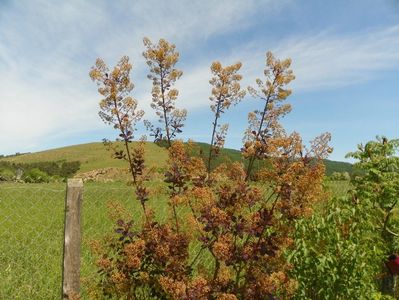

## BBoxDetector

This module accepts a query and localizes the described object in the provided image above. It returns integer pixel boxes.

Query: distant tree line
[0,160,80,182]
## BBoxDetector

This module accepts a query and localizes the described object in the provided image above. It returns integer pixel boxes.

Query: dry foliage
[142,37,186,146]
[89,42,331,299]
[207,61,246,173]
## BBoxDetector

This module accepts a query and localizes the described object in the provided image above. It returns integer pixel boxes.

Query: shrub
[329,171,350,181]
[0,168,15,181]
[88,44,334,299]
[0,160,80,179]
[23,168,50,183]
[60,161,81,178]
[289,137,399,298]
[288,195,384,299]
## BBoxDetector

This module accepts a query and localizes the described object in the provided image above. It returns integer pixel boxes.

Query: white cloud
[266,26,399,91]
[166,25,399,113]
[0,0,398,154]
[1,0,286,154]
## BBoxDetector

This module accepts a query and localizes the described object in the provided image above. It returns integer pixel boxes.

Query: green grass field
[0,142,169,174]
[0,181,173,299]
[0,180,350,299]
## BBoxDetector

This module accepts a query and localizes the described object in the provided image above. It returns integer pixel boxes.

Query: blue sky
[0,0,398,161]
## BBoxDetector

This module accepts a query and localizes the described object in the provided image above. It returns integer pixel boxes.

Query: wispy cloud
[1,0,286,153]
[0,0,398,155]
[272,25,399,90]
[169,24,399,111]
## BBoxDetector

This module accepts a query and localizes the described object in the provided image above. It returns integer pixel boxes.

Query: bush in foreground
[87,38,332,299]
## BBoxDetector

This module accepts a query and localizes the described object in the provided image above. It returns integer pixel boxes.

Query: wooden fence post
[61,178,83,299]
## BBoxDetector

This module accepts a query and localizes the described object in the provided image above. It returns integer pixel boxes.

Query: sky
[0,0,398,161]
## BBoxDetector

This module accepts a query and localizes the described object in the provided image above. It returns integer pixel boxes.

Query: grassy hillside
[323,159,353,175]
[0,141,352,176]
[188,142,352,176]
[187,142,265,172]
[0,142,169,173]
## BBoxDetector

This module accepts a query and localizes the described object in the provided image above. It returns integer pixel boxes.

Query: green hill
[323,159,353,175]
[0,141,352,176]
[0,142,169,174]
[187,142,352,176]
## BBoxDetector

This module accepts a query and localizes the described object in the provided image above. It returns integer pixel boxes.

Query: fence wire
[80,181,212,298]
[0,183,65,300]
[0,181,213,299]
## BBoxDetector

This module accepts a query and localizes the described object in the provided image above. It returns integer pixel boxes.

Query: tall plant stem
[113,99,137,185]
[245,74,279,181]
[207,97,223,173]
[172,203,179,233]
[245,95,271,181]
[113,100,149,220]
[160,67,171,147]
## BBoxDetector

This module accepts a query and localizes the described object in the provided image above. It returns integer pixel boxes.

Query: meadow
[1,142,169,173]
[0,180,350,299]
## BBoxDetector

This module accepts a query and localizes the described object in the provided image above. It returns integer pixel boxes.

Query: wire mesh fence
[79,181,209,298]
[0,183,65,299]
[80,182,143,298]
[0,180,214,299]
[0,181,141,299]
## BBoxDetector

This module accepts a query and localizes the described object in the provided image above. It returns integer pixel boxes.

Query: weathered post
[61,178,83,299]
